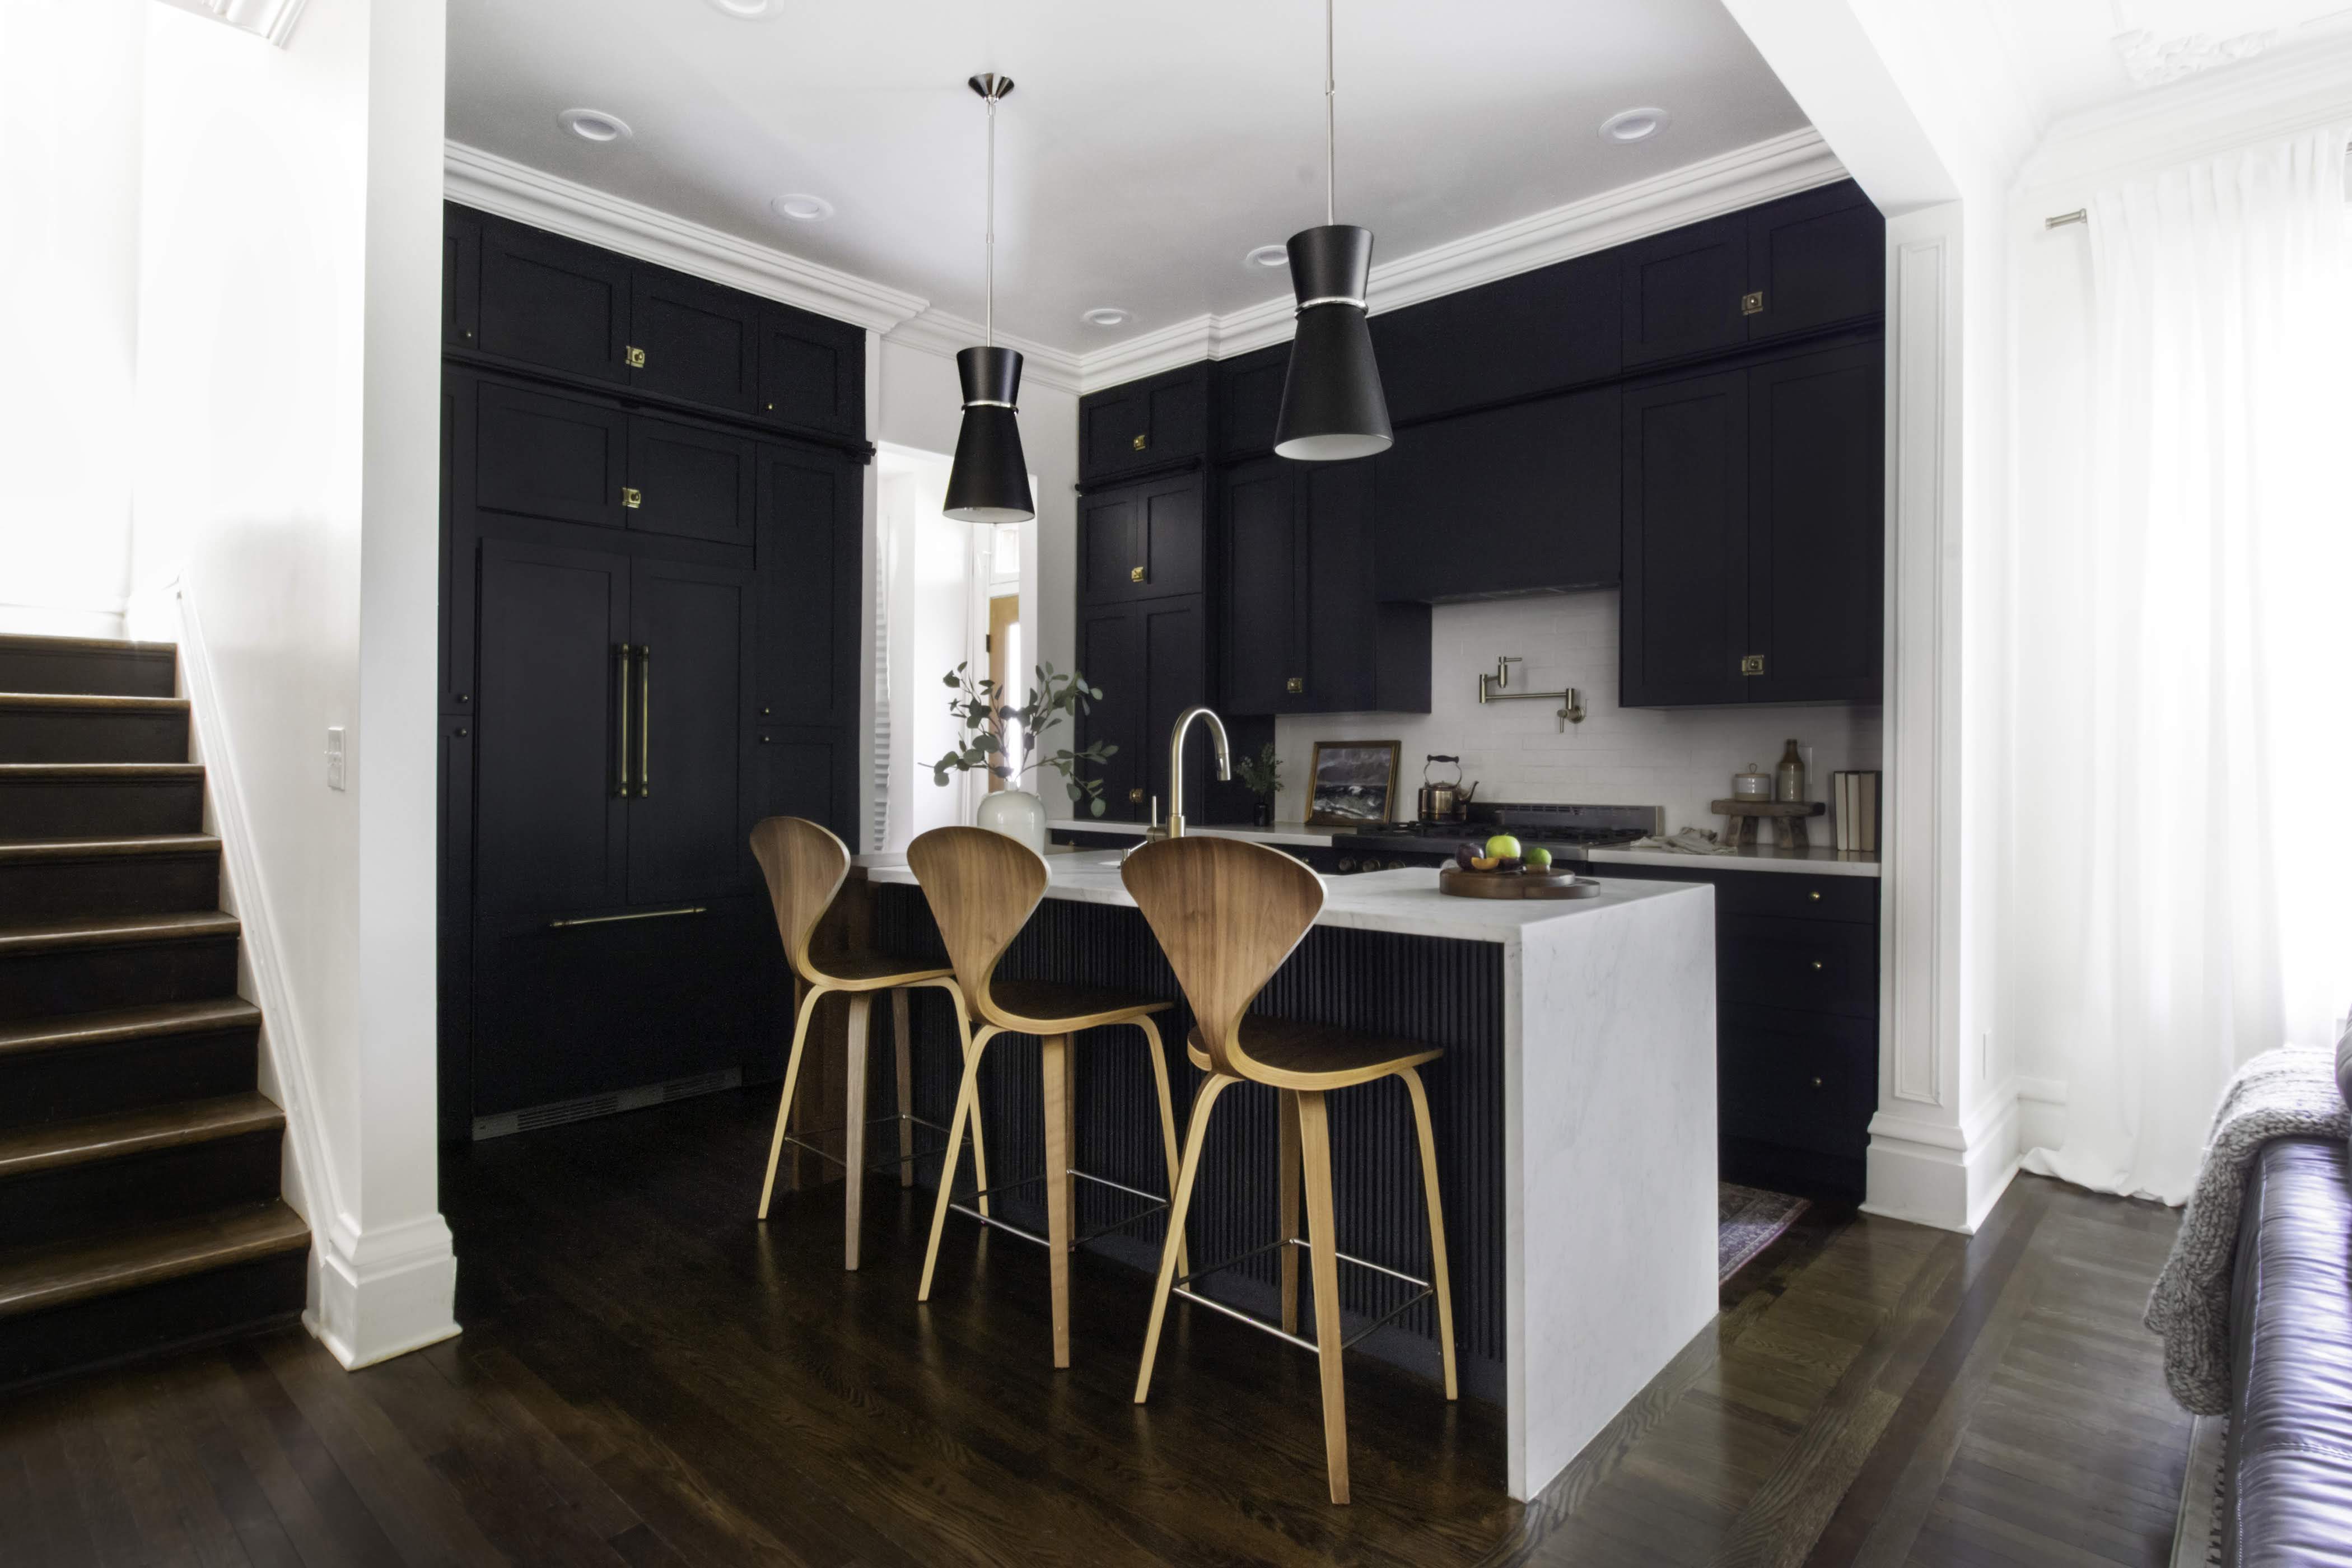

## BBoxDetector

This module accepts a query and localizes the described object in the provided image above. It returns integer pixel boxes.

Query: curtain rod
[2047,137,2352,227]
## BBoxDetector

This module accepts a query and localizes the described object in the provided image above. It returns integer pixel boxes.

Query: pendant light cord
[1323,0,1336,227]
[984,86,996,348]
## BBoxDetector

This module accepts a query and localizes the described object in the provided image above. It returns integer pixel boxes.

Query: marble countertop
[857,848,1710,945]
[1045,816,1335,849]
[1586,843,1882,879]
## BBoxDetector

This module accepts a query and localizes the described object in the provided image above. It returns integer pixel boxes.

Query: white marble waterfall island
[857,848,1717,1501]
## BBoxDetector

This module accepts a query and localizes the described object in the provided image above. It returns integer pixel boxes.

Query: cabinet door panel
[1747,183,1883,344]
[1719,1005,1875,1161]
[1373,249,1621,424]
[473,540,631,918]
[478,217,631,384]
[1076,606,1145,819]
[1620,212,1747,368]
[1216,345,1289,460]
[1082,386,1152,479]
[757,309,865,438]
[1746,342,1884,702]
[1301,461,1379,712]
[443,206,480,349]
[1141,598,1212,818]
[1079,366,1208,481]
[1621,370,1749,707]
[474,382,628,528]
[627,560,755,906]
[1077,489,1140,605]
[757,726,847,839]
[1138,474,1205,600]
[625,416,756,547]
[629,267,758,414]
[756,445,860,729]
[1220,459,1298,715]
[1375,388,1621,601]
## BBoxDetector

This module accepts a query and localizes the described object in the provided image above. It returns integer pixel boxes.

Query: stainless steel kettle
[1417,755,1478,823]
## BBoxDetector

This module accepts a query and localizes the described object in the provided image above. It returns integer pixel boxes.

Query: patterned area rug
[1718,1183,1810,1282]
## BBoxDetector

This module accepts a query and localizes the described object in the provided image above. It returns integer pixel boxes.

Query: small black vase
[1251,798,1273,828]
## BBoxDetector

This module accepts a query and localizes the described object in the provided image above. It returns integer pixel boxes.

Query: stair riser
[0,936,240,1024]
[0,648,175,700]
[0,778,205,838]
[0,1248,305,1393]
[0,1026,260,1131]
[0,710,188,764]
[0,1131,283,1252]
[0,855,218,928]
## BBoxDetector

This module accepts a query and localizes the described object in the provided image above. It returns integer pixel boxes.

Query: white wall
[128,0,455,1369]
[1271,595,1882,833]
[0,0,144,637]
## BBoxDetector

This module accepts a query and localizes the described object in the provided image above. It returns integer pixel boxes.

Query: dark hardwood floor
[0,1087,2194,1566]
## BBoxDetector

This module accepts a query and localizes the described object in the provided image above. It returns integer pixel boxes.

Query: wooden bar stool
[906,826,1189,1369]
[1121,835,1457,1505]
[748,816,973,1271]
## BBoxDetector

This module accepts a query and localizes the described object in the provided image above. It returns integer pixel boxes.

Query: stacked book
[1832,770,1882,853]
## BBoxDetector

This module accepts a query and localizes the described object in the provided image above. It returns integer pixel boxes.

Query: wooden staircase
[0,634,308,1389]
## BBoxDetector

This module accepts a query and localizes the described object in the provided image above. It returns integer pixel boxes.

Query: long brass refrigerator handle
[613,643,632,797]
[636,643,652,798]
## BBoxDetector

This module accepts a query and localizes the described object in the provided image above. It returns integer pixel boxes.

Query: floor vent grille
[472,1068,744,1141]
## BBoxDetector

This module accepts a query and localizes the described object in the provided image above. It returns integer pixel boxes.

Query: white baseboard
[307,1214,460,1369]
[1861,1092,2022,1233]
[2016,1076,2068,1155]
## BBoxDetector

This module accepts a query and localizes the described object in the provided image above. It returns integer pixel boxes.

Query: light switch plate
[325,726,345,791]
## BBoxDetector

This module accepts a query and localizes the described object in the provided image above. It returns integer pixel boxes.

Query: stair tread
[0,636,176,658]
[0,835,218,862]
[0,910,238,955]
[0,694,187,712]
[0,998,261,1057]
[0,1200,307,1320]
[0,763,203,778]
[0,1093,282,1178]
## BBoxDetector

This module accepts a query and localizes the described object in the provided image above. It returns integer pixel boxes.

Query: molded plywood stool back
[905,826,1188,1370]
[748,816,963,1270]
[1121,834,1457,1505]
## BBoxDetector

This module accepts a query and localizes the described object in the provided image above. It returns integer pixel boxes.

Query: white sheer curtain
[2021,127,2352,1205]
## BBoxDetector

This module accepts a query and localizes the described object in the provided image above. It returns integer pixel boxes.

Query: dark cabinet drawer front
[1713,872,1878,923]
[626,417,755,547]
[1720,914,1876,1016]
[1720,1006,1874,1158]
[630,268,758,414]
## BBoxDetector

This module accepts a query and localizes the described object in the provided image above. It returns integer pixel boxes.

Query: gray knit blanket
[2145,1043,2350,1415]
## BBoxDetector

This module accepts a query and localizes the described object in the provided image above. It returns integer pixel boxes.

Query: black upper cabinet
[1623,181,1882,369]
[1075,595,1240,824]
[1372,250,1621,425]
[629,267,758,415]
[1744,341,1883,703]
[1374,388,1622,601]
[1220,460,1299,714]
[1080,365,1209,483]
[1216,346,1290,461]
[478,217,633,385]
[756,304,865,440]
[624,416,757,547]
[443,207,481,349]
[1077,472,1203,605]
[1621,368,1750,707]
[755,442,861,733]
[474,381,629,529]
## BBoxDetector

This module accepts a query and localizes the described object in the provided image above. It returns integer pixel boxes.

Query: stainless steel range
[1327,802,1662,874]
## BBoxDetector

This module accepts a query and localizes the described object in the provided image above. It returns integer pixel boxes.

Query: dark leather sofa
[2226,1133,2352,1565]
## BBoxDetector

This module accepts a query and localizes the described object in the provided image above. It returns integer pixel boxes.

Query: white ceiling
[1986,0,2352,134]
[444,1,1810,355]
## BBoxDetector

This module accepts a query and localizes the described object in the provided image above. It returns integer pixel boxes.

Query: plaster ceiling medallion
[1081,307,1132,327]
[558,108,632,143]
[771,193,835,222]
[1599,106,1671,143]
[2110,26,2276,85]
[943,73,1035,524]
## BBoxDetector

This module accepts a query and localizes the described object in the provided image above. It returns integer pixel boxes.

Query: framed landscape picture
[1304,740,1402,827]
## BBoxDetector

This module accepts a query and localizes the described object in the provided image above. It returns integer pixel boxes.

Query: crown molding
[444,142,928,335]
[155,0,309,47]
[1072,126,1847,391]
[881,309,1083,395]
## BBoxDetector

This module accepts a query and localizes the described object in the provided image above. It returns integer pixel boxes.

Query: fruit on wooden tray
[1484,833,1522,861]
[1469,856,1501,872]
[1524,845,1553,871]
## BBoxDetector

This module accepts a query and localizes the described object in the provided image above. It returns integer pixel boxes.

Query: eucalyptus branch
[930,662,1121,817]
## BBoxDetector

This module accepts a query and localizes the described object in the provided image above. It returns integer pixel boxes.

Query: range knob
[1385,859,1407,871]
[1336,857,1357,874]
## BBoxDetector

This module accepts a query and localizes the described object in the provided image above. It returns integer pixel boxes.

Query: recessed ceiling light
[1599,107,1669,143]
[1081,307,1131,327]
[771,193,834,222]
[703,0,778,16]
[558,108,632,143]
[1245,244,1290,269]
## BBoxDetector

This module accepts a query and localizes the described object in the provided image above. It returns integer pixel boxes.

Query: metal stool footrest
[1172,1235,1435,1354]
[778,1112,954,1180]
[944,1166,1175,1249]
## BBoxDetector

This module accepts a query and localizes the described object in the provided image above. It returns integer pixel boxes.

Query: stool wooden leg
[893,989,914,1188]
[918,1019,995,1302]
[1135,1074,1234,1404]
[1137,1015,1189,1278]
[842,993,872,1271]
[1040,1032,1076,1369]
[1398,1066,1458,1402]
[1278,1088,1303,1336]
[757,981,830,1220]
[1296,1089,1350,1505]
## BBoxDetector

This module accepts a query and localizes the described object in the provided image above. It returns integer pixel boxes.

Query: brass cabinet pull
[1130,565,1146,583]
[549,904,706,930]
[1739,654,1765,676]
[1810,960,1825,971]
[622,486,642,510]
[1810,1075,1824,1089]
[637,643,652,797]
[1741,291,1765,316]
[625,344,647,368]
[1285,676,1304,694]
[1807,890,1822,902]
[613,644,633,797]
[1131,432,1149,451]
[1127,787,1146,804]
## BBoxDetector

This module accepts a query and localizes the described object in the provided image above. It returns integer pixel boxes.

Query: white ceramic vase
[974,787,1048,858]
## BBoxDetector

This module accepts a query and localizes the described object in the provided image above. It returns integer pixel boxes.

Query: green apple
[1524,845,1553,871]
[1483,833,1522,861]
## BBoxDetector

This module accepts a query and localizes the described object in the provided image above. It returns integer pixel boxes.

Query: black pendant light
[1273,0,1391,463]
[944,72,1036,523]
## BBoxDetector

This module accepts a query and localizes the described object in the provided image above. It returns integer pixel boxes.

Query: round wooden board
[1436,867,1601,900]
